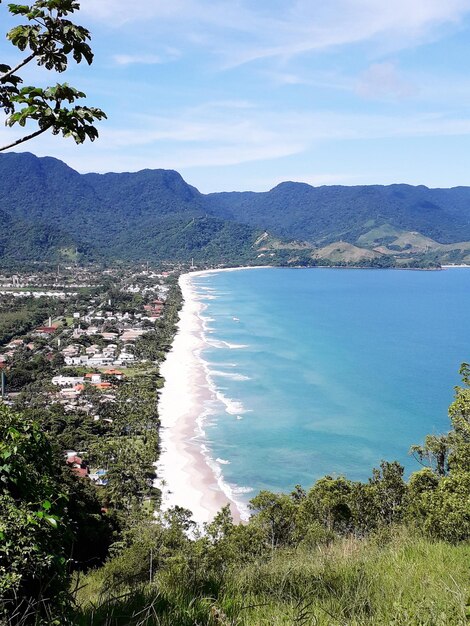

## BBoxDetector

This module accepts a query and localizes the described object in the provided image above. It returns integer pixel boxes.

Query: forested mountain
[2,152,470,266]
[0,153,259,265]
[207,181,470,244]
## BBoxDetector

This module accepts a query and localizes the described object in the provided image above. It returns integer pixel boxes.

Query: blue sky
[3,0,470,191]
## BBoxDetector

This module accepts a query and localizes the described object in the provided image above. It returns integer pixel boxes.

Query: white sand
[156,269,266,525]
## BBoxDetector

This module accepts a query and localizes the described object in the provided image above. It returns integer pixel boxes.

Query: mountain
[206,181,470,245]
[1,152,470,266]
[0,153,262,265]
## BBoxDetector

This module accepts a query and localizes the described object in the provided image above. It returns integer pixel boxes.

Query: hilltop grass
[74,529,470,625]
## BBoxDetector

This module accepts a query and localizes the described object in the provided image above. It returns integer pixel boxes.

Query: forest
[1,152,470,267]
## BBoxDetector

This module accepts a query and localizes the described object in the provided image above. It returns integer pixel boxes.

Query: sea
[191,267,470,513]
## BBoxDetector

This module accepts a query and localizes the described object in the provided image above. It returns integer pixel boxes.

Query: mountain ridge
[1,152,470,266]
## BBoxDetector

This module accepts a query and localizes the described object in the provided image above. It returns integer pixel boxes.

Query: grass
[74,529,470,625]
[227,532,470,625]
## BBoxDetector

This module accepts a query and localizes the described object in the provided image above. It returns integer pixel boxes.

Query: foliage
[206,181,470,245]
[0,405,72,624]
[72,365,470,625]
[75,528,470,626]
[0,295,59,346]
[2,152,470,265]
[0,0,106,151]
[407,363,470,542]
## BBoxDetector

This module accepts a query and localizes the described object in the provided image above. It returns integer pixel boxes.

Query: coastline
[156,267,266,525]
[155,262,470,526]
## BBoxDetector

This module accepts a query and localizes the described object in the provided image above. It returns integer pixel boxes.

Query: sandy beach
[156,268,264,525]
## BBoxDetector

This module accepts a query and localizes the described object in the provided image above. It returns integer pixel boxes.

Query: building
[52,375,84,387]
[104,369,124,380]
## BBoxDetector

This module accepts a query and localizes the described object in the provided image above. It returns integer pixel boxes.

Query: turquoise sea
[192,267,470,511]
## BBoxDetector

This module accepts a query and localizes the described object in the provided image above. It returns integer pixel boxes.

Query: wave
[207,339,249,349]
[189,283,253,521]
[215,390,248,415]
[232,485,254,495]
[210,370,251,382]
[198,444,251,521]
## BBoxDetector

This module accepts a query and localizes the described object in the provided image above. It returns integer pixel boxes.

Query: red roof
[73,467,89,478]
[67,455,82,465]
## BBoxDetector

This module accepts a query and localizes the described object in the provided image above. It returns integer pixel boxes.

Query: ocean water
[192,267,470,510]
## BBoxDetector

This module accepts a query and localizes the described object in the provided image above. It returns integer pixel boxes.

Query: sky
[3,0,470,192]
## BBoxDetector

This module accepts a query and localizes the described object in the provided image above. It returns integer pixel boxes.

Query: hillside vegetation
[2,153,470,266]
[1,356,469,625]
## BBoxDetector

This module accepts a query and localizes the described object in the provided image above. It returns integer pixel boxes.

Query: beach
[156,269,253,525]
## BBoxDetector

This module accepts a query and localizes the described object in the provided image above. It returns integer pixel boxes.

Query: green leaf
[45,516,58,528]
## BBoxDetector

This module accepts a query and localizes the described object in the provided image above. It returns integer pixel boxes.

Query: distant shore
[157,268,266,525]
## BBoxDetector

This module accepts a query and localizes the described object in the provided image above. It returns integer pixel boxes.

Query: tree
[0,405,71,623]
[368,460,407,526]
[0,0,106,152]
[409,363,470,477]
[301,475,353,534]
[249,490,297,549]
[406,364,470,542]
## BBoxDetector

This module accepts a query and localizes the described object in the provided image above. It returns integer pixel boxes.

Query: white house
[52,375,84,387]
[88,354,114,366]
[115,352,135,365]
[64,355,90,366]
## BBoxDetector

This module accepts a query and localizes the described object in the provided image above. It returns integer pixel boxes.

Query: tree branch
[0,52,36,83]
[0,124,51,152]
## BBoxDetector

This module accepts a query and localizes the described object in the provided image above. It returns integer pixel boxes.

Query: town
[0,263,183,509]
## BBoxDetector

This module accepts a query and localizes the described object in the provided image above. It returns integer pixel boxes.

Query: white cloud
[79,0,470,66]
[6,95,470,188]
[79,1,193,26]
[111,46,181,66]
[113,54,165,66]
[5,102,470,171]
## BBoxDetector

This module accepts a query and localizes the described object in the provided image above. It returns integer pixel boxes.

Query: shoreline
[156,262,470,526]
[157,268,261,525]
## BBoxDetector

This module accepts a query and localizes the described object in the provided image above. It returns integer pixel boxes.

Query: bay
[191,267,470,509]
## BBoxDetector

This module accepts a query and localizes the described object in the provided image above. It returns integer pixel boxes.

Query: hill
[0,153,265,265]
[1,152,470,266]
[206,181,470,245]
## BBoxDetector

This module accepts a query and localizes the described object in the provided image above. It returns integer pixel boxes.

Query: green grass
[227,532,469,625]
[74,530,470,625]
